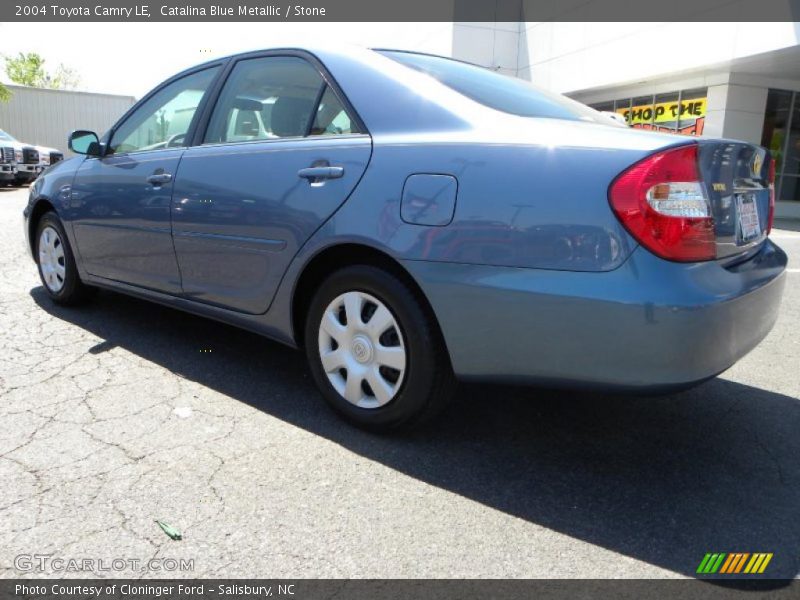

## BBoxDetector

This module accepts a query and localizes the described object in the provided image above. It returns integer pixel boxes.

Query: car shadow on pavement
[31,286,800,582]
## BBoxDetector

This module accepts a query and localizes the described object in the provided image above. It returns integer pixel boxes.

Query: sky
[0,22,453,98]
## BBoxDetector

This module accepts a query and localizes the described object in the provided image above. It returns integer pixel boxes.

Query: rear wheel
[35,212,94,305]
[304,265,455,431]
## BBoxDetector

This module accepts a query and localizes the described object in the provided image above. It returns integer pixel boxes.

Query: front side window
[204,56,361,144]
[108,67,219,154]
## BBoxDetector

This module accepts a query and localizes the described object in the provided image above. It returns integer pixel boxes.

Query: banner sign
[616,97,707,136]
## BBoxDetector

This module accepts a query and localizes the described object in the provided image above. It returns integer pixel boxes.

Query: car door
[170,54,371,314]
[69,66,220,293]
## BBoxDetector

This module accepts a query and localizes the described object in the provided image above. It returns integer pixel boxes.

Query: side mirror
[68,130,101,156]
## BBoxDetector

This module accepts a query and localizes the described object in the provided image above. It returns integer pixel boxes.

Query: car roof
[140,44,677,150]
[183,43,381,71]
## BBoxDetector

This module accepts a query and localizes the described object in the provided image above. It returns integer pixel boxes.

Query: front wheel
[35,212,94,305]
[304,265,455,431]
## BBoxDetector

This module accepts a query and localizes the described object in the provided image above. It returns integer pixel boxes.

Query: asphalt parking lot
[1,184,799,579]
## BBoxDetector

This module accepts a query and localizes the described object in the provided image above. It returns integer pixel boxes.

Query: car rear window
[378,50,607,123]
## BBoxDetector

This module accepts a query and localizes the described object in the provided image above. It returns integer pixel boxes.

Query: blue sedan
[24,46,787,430]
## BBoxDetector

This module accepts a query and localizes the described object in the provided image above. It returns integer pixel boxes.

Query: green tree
[50,64,81,90]
[4,52,80,90]
[5,52,46,87]
[0,82,9,102]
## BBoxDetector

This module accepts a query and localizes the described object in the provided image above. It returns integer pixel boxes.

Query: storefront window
[783,95,800,179]
[630,96,654,127]
[614,99,631,113]
[589,88,707,136]
[654,92,680,132]
[677,88,706,135]
[761,89,792,175]
[591,101,614,112]
[762,88,800,201]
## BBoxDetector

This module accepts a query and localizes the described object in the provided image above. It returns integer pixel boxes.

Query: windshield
[0,129,16,142]
[378,50,609,124]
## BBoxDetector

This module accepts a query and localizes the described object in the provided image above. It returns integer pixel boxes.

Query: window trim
[181,134,371,156]
[99,60,228,158]
[191,49,369,148]
[305,80,328,137]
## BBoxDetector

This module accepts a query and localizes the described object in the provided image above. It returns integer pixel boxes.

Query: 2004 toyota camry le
[24,46,787,430]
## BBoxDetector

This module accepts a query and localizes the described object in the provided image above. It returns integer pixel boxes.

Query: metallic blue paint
[170,136,371,313]
[401,174,458,227]
[24,45,787,391]
[69,150,184,293]
[401,240,787,389]
[698,141,772,258]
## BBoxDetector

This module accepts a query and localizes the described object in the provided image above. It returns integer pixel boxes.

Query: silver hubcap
[38,226,66,293]
[318,291,407,409]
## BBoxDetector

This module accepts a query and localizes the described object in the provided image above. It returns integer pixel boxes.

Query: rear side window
[379,50,607,123]
[204,56,361,143]
[310,86,358,135]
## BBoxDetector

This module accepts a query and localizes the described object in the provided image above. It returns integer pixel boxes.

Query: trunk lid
[696,140,773,260]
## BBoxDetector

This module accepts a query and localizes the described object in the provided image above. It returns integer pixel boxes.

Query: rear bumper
[402,240,787,391]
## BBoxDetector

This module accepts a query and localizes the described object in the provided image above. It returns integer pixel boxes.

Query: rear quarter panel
[316,122,685,272]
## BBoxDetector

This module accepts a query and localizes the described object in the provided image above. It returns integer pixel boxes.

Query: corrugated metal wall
[0,85,135,154]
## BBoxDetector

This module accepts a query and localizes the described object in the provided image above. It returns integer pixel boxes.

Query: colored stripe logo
[697,553,773,574]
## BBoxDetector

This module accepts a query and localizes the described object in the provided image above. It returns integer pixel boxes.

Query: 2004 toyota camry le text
[23,46,787,431]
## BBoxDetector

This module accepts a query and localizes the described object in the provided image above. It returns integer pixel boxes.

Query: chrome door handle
[297,166,344,180]
[147,173,172,185]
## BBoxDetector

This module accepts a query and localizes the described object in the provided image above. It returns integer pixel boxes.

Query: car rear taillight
[767,157,776,235]
[609,144,715,262]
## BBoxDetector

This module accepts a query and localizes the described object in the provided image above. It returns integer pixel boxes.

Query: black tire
[35,211,95,305]
[304,265,455,431]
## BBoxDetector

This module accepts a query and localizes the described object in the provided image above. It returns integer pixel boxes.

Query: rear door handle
[297,166,344,181]
[147,173,172,185]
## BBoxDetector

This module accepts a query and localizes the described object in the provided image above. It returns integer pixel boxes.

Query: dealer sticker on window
[737,193,761,242]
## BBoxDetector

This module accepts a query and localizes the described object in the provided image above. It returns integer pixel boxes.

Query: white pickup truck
[0,130,18,186]
[0,129,63,186]
[34,144,64,174]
